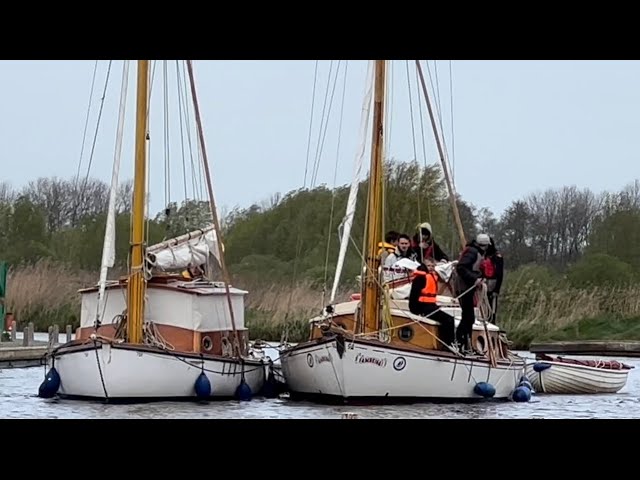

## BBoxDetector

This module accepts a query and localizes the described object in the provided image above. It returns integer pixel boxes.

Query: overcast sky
[1,60,639,220]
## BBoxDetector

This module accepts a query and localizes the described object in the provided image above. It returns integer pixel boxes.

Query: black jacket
[455,241,484,289]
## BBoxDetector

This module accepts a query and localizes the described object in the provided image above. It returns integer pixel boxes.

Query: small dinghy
[525,353,634,394]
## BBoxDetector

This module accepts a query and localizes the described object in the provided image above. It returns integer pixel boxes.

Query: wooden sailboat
[279,60,527,402]
[38,60,267,402]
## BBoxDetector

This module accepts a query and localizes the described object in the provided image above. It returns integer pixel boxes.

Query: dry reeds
[7,260,639,346]
[5,259,96,330]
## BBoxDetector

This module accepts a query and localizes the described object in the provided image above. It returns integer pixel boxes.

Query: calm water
[1,349,639,419]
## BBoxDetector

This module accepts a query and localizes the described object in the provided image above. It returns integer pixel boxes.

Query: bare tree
[116,179,133,214]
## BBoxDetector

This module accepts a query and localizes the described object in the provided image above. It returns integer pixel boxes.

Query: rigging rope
[321,61,349,309]
[73,60,98,195]
[413,63,432,225]
[74,60,113,222]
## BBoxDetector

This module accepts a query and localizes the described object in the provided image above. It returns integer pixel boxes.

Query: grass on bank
[5,260,640,348]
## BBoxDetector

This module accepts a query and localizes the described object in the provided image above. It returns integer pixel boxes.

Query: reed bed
[5,261,639,347]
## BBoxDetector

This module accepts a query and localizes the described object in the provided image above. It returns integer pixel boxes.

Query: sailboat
[279,60,527,402]
[38,60,267,401]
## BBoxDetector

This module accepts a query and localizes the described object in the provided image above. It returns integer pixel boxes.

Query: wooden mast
[126,60,150,344]
[359,60,386,335]
[185,60,242,357]
[414,60,466,250]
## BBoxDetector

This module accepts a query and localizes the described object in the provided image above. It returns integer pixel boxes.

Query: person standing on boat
[454,233,491,353]
[411,222,449,263]
[408,259,456,349]
[481,236,504,324]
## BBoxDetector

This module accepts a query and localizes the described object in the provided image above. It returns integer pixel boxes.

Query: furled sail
[145,225,222,272]
[95,60,129,326]
[329,60,374,303]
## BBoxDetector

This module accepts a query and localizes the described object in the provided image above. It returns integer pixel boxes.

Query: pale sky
[1,60,639,220]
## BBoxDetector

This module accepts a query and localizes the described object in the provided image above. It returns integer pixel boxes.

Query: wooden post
[53,324,60,345]
[23,327,28,347]
[27,322,34,345]
[10,320,16,341]
[66,325,72,343]
[47,326,54,353]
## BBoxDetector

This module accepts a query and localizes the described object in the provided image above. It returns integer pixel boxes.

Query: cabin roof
[78,277,248,296]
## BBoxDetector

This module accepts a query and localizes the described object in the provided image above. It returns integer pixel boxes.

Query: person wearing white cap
[411,222,449,264]
[454,233,491,354]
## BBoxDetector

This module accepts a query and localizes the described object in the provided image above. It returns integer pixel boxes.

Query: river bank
[4,261,640,350]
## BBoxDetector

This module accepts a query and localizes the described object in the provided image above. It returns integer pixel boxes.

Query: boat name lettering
[354,353,387,368]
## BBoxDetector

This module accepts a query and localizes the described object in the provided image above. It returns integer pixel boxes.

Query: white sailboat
[38,60,267,402]
[279,60,527,402]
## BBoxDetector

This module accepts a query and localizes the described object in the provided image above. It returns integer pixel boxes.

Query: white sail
[329,60,375,303]
[146,226,221,272]
[96,60,129,325]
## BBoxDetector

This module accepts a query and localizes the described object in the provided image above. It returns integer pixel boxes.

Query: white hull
[280,338,525,401]
[249,342,287,387]
[49,342,266,401]
[525,360,631,394]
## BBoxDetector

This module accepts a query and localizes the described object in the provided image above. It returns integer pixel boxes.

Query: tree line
[1,160,639,292]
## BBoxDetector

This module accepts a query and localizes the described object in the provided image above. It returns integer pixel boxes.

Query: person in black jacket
[454,233,491,353]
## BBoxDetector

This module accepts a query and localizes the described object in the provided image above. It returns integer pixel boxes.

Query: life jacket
[377,241,396,256]
[412,270,438,304]
[480,257,495,278]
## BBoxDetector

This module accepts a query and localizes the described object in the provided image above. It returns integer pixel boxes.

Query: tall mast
[126,60,150,344]
[185,60,241,357]
[359,60,386,335]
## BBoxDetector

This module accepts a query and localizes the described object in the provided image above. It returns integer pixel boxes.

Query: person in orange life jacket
[408,259,456,348]
[480,236,504,324]
[454,233,491,352]
[411,222,449,263]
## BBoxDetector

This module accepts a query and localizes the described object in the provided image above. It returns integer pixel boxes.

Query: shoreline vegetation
[2,161,640,349]
[5,259,640,350]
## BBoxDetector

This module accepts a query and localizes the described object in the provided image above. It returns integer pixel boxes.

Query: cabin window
[202,335,213,352]
[475,335,486,353]
[398,326,414,342]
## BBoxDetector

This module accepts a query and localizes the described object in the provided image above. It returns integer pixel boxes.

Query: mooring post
[27,322,34,346]
[53,324,59,345]
[47,326,54,352]
[22,327,28,347]
[10,320,16,341]
[66,325,72,343]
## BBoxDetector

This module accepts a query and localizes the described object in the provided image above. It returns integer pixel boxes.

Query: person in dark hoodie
[454,233,491,353]
[412,222,449,263]
[481,236,504,324]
